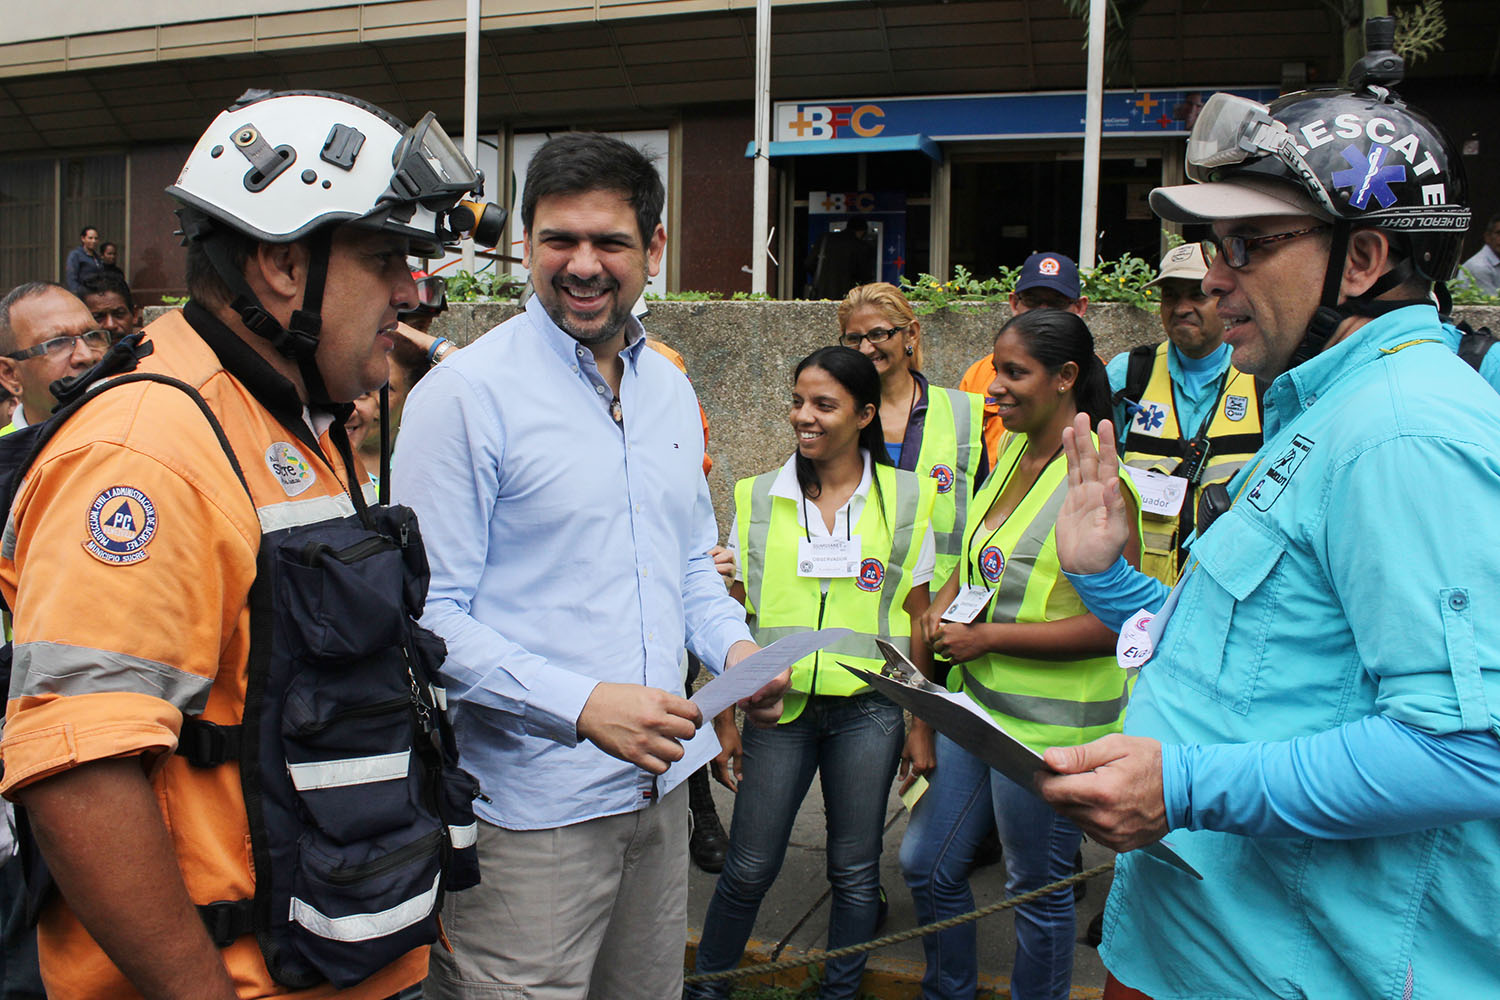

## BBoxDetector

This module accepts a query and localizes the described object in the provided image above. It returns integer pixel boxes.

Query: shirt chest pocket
[1162,512,1289,714]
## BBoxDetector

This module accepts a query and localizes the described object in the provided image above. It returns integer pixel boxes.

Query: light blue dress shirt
[391,297,752,831]
[1071,306,1500,999]
[1106,340,1234,448]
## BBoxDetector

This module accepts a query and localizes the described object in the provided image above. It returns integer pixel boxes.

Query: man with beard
[1106,243,1262,584]
[392,132,788,1000]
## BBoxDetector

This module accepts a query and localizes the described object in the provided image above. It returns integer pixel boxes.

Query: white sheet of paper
[1124,465,1190,517]
[656,627,853,797]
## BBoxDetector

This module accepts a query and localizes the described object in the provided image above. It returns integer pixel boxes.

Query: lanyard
[801,493,854,542]
[962,440,1063,590]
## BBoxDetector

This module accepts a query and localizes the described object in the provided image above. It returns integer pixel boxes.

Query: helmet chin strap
[185,211,338,409]
[1291,222,1426,370]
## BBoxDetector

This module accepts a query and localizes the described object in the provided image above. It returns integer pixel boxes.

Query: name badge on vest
[1224,394,1248,421]
[941,585,994,623]
[797,535,862,578]
[1116,569,1190,670]
[1123,465,1189,518]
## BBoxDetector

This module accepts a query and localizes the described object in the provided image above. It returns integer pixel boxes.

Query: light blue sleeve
[1162,714,1500,838]
[1062,556,1170,632]
[391,366,597,747]
[1105,351,1132,450]
[682,462,754,674]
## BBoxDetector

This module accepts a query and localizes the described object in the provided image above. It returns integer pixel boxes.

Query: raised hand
[1057,413,1132,574]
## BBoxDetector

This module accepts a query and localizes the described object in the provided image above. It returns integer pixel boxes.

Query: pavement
[684,774,1117,999]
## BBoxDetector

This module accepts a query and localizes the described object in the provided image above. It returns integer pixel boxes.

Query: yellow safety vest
[735,462,935,724]
[952,433,1135,753]
[1121,342,1263,585]
[912,384,986,590]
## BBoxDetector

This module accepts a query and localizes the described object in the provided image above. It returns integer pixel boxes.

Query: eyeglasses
[839,325,907,349]
[1201,226,1328,270]
[5,329,110,362]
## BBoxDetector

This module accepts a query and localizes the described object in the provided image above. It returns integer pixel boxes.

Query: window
[0,154,126,292]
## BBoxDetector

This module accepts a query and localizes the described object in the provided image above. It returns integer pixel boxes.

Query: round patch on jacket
[856,557,885,592]
[85,486,157,565]
[929,464,955,494]
[979,545,1005,583]
[265,441,317,497]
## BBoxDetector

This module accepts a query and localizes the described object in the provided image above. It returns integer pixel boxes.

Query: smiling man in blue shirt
[392,133,786,1000]
[1035,71,1500,1000]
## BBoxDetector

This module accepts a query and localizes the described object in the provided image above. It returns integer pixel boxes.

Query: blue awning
[744,134,942,162]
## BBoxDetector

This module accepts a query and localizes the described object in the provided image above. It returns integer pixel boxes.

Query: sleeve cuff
[690,618,755,677]
[1159,741,1194,831]
[521,670,600,747]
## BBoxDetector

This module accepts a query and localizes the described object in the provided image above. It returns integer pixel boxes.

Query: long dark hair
[996,309,1112,430]
[792,346,890,501]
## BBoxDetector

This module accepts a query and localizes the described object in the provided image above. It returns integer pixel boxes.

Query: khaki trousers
[426,786,689,1000]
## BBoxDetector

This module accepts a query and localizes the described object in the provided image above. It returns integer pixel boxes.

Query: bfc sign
[781,104,887,140]
[774,88,1281,144]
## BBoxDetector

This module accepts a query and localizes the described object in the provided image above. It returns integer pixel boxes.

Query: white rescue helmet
[169,89,481,257]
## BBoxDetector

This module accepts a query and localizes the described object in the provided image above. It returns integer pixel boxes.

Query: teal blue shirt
[1102,306,1500,999]
[1106,341,1234,448]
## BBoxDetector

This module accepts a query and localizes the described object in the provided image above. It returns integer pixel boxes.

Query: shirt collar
[1269,304,1440,422]
[526,294,647,373]
[1170,341,1231,378]
[768,449,874,503]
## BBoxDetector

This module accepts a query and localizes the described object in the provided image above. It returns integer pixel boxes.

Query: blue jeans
[899,733,1081,1000]
[690,692,904,1000]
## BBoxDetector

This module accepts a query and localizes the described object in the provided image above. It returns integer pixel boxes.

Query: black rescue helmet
[1188,87,1469,283]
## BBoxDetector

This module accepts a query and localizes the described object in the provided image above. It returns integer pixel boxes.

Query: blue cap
[1016,251,1081,299]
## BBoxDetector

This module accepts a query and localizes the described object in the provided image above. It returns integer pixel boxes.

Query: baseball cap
[1149,174,1333,225]
[1015,252,1081,299]
[1145,242,1211,287]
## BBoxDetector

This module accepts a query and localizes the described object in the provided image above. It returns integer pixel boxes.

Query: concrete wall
[426,301,1500,539]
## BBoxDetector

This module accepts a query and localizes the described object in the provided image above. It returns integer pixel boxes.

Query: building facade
[2,0,1495,301]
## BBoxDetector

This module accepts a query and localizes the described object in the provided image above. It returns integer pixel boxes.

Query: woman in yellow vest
[690,346,938,1000]
[900,309,1141,1000]
[838,283,987,590]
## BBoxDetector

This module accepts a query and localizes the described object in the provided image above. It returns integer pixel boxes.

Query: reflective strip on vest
[449,822,478,850]
[959,665,1130,728]
[257,493,358,534]
[750,625,911,660]
[987,474,1069,625]
[287,750,410,791]
[11,639,214,713]
[289,871,440,943]
[917,387,984,560]
[736,463,929,710]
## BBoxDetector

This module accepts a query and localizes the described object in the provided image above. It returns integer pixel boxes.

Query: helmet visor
[1183,92,1341,218]
[384,112,480,207]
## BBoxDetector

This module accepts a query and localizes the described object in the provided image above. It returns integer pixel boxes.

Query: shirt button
[1450,592,1469,611]
[595,385,606,394]
[577,347,585,357]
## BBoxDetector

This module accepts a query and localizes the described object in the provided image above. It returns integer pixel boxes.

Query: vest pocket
[290,823,444,988]
[277,540,407,660]
[282,649,423,843]
[438,766,481,891]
